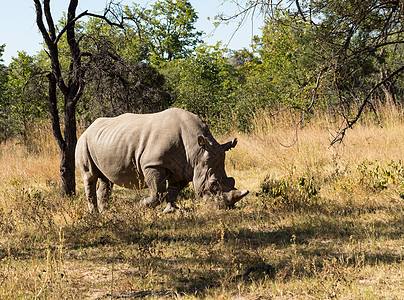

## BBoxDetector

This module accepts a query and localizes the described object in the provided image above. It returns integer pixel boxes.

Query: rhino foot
[163,202,178,213]
[87,202,101,214]
[141,196,160,208]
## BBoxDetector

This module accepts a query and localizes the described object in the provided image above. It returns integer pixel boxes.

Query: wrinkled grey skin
[76,108,249,213]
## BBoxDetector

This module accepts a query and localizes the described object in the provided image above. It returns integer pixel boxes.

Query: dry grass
[0,109,403,299]
[226,108,404,208]
[0,122,59,185]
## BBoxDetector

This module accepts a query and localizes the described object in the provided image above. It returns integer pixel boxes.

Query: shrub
[357,159,404,192]
[258,174,321,210]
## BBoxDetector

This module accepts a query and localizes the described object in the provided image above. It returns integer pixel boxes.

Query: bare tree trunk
[60,98,77,196]
[48,72,77,196]
[34,0,81,196]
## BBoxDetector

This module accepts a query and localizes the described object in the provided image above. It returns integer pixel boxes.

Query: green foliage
[0,44,4,61]
[1,52,47,143]
[39,16,170,124]
[258,173,321,210]
[82,17,147,63]
[357,160,404,193]
[162,44,243,130]
[240,13,319,113]
[2,0,404,142]
[258,160,404,213]
[0,44,6,80]
[124,0,203,65]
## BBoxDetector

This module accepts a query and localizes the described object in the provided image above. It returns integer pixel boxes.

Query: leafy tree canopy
[124,0,203,65]
[219,0,404,141]
[0,44,7,91]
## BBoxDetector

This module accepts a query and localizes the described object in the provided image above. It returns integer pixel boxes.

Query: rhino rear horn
[222,138,237,152]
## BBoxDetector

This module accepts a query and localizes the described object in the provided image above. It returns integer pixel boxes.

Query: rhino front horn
[227,189,249,207]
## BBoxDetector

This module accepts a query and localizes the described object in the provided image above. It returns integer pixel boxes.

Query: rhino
[75,108,248,213]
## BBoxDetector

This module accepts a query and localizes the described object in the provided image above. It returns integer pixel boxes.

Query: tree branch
[33,0,52,46]
[85,12,125,27]
[295,0,307,21]
[54,10,89,45]
[54,8,125,45]
[43,0,56,40]
[331,65,404,145]
[67,0,80,60]
[34,0,68,95]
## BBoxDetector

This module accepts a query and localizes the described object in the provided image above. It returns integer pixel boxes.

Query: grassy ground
[0,112,403,299]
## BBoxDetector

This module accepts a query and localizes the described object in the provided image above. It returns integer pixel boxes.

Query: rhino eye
[209,180,220,192]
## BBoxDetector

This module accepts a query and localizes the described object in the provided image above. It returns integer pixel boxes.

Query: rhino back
[77,109,208,188]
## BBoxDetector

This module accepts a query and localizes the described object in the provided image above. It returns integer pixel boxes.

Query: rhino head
[193,135,249,208]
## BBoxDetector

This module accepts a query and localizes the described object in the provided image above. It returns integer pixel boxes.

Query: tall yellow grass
[224,105,404,212]
[0,122,59,186]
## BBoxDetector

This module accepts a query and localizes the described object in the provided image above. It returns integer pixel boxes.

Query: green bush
[357,159,404,193]
[258,174,321,210]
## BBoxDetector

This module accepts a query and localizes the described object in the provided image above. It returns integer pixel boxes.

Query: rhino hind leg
[142,167,168,208]
[84,178,98,213]
[96,175,114,212]
[163,201,177,213]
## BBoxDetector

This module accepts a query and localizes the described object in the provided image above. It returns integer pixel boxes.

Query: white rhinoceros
[75,108,249,213]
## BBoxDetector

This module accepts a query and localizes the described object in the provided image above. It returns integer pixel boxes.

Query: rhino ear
[222,138,238,152]
[198,135,206,148]
[198,135,213,152]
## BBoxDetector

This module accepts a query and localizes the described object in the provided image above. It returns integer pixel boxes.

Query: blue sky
[0,0,262,65]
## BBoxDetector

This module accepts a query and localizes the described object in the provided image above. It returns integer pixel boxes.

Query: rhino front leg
[96,175,114,212]
[142,167,168,208]
[163,180,188,213]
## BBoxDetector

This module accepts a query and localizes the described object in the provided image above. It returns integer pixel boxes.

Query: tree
[308,0,404,143]
[124,0,203,65]
[220,0,404,143]
[33,0,123,196]
[0,44,9,141]
[4,52,47,145]
[78,20,170,122]
[243,13,318,111]
[41,16,169,125]
[163,44,243,130]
